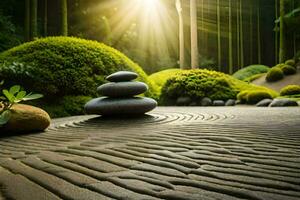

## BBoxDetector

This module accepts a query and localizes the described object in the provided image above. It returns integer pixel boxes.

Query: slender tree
[25,0,30,41]
[279,0,285,63]
[217,0,222,70]
[236,0,240,68]
[228,0,233,74]
[275,0,279,63]
[44,0,48,37]
[239,0,244,67]
[176,0,185,69]
[257,0,261,64]
[190,0,199,69]
[249,1,253,64]
[30,0,37,40]
[60,0,68,36]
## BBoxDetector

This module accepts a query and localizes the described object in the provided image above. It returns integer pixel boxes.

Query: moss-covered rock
[0,104,51,133]
[285,59,296,67]
[281,65,297,75]
[280,85,300,96]
[160,69,278,105]
[266,67,284,82]
[233,65,270,81]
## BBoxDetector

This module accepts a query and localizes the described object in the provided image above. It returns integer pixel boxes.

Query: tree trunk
[236,0,240,68]
[44,0,48,37]
[60,0,68,36]
[228,0,233,74]
[257,0,261,64]
[190,0,199,69]
[217,0,222,70]
[30,0,37,40]
[176,0,185,69]
[25,0,30,41]
[249,1,253,64]
[279,0,285,63]
[275,0,278,63]
[239,0,244,67]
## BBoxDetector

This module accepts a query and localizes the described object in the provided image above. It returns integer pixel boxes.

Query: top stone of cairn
[106,71,138,82]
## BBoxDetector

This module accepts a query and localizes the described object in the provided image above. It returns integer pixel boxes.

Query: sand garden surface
[0,107,299,200]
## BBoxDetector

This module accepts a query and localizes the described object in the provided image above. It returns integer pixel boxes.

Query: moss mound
[0,37,158,117]
[246,91,273,104]
[280,85,300,96]
[233,65,270,81]
[281,65,297,75]
[285,59,296,67]
[149,68,181,95]
[266,67,284,82]
[160,69,277,105]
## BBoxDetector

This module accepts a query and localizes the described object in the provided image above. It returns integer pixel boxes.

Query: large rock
[97,82,148,97]
[85,97,157,115]
[213,100,225,106]
[256,99,273,107]
[1,104,51,133]
[200,97,212,106]
[225,99,236,106]
[269,99,299,107]
[106,71,138,82]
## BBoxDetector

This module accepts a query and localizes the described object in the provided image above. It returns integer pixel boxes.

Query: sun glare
[139,0,159,12]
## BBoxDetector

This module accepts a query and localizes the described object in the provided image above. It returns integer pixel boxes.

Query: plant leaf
[22,93,43,101]
[0,110,11,126]
[9,85,21,95]
[15,91,27,103]
[3,90,15,103]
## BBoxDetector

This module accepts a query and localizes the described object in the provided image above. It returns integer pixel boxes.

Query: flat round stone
[97,82,148,97]
[84,97,157,115]
[106,71,138,82]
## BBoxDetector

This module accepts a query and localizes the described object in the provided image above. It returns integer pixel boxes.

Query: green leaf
[22,93,43,101]
[15,91,27,103]
[9,85,21,95]
[0,110,11,126]
[3,90,15,103]
[0,80,4,86]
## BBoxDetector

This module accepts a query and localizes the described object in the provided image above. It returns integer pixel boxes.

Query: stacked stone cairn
[85,71,157,116]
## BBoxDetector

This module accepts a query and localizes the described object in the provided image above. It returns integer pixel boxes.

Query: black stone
[200,97,212,106]
[84,97,157,115]
[213,100,225,106]
[106,71,138,82]
[97,82,148,97]
[256,99,273,107]
[225,99,236,106]
[269,99,299,107]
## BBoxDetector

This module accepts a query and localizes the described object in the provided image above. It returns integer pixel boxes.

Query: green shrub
[281,65,297,75]
[160,69,278,105]
[280,85,300,96]
[62,96,92,116]
[285,59,295,67]
[246,91,273,104]
[0,37,157,98]
[233,65,270,81]
[149,68,181,95]
[266,67,284,82]
[237,91,249,103]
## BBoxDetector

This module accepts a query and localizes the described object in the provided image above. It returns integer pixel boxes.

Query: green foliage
[246,91,273,104]
[281,64,297,75]
[62,96,92,116]
[0,11,22,52]
[280,85,300,96]
[160,69,278,105]
[237,90,273,104]
[0,37,158,98]
[0,84,43,126]
[266,67,284,82]
[149,68,181,95]
[233,65,270,81]
[285,59,296,67]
